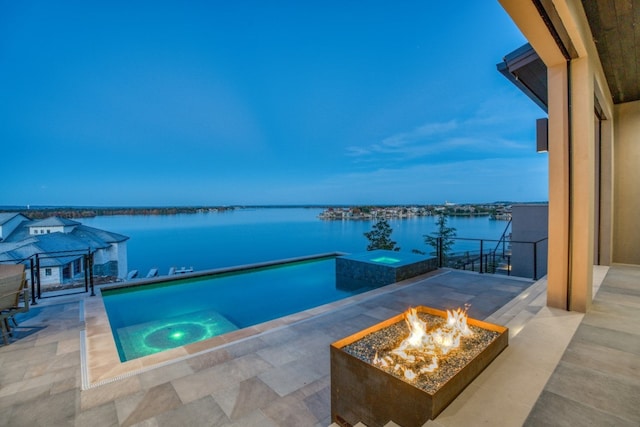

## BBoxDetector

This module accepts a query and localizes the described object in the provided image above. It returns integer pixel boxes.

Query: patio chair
[0,264,28,345]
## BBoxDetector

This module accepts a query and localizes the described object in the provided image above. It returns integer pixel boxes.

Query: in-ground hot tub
[336,249,437,290]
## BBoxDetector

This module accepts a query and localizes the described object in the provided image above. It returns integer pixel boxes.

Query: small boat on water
[168,266,194,275]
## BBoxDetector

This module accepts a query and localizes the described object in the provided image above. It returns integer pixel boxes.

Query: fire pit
[330,306,508,427]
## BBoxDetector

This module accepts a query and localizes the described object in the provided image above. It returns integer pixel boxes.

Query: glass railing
[2,231,549,304]
[0,248,96,304]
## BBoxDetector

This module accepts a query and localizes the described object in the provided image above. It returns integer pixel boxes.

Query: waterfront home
[0,2,639,425]
[0,213,129,286]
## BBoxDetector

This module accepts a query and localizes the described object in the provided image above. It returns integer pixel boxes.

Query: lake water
[82,207,510,276]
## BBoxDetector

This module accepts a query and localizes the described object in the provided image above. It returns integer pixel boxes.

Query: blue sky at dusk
[1,1,547,207]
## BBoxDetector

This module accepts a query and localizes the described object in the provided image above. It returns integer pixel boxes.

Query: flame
[374,306,473,381]
[405,308,428,347]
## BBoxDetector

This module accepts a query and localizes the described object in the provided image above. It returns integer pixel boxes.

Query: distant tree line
[1,206,235,219]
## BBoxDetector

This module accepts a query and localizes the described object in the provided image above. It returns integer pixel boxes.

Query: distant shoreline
[1,205,341,219]
[0,206,237,219]
[0,202,543,220]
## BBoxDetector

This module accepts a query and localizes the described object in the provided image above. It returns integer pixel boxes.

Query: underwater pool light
[169,330,186,340]
[115,310,239,361]
[142,321,212,351]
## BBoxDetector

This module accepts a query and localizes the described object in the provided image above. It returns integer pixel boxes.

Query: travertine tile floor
[1,265,634,426]
[524,265,640,426]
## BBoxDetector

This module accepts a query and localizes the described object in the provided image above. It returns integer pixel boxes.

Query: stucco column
[598,117,613,266]
[568,56,594,312]
[500,0,598,312]
[546,62,571,310]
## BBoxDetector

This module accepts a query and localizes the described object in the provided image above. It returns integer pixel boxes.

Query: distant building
[0,213,129,286]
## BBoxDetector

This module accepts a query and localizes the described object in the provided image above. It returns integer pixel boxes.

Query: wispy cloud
[345,120,460,161]
[379,121,459,148]
[306,156,548,204]
[345,90,538,165]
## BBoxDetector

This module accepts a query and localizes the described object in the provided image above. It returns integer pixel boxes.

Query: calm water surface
[102,256,361,361]
[82,208,509,276]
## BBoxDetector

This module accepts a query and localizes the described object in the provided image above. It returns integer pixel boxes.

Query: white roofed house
[0,213,129,289]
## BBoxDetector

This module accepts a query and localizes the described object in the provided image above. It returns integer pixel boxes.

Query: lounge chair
[0,264,29,345]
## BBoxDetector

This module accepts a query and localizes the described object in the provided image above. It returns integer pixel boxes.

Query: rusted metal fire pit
[330,306,508,427]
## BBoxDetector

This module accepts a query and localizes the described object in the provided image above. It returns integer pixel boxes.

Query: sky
[0,1,548,207]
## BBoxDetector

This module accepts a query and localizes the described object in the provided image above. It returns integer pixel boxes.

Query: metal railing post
[84,252,90,293]
[479,240,484,274]
[438,237,443,268]
[492,251,496,273]
[29,257,38,305]
[89,252,95,296]
[533,241,538,280]
[35,254,42,300]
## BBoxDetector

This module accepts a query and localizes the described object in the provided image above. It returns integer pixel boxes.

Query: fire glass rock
[342,311,499,394]
[331,306,508,427]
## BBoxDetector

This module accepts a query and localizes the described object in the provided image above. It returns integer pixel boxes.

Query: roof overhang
[497,43,548,113]
[499,1,640,108]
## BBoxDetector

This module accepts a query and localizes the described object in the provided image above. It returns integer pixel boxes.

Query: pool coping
[81,264,447,389]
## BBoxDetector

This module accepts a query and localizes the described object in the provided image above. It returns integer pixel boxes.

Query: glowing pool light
[169,330,186,340]
[370,256,401,264]
[115,310,238,361]
[143,322,212,350]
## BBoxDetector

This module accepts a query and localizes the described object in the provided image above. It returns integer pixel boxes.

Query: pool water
[102,257,370,361]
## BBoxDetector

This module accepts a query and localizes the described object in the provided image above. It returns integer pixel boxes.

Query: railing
[433,235,548,280]
[492,218,512,257]
[0,248,96,304]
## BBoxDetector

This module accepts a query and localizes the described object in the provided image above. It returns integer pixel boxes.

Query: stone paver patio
[1,265,636,426]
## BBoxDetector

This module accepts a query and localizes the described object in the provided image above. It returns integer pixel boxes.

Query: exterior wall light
[536,118,548,153]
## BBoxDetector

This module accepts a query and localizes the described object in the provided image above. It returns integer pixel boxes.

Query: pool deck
[1,265,638,426]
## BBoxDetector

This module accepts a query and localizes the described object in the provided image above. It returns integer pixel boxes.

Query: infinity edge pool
[102,253,360,362]
[81,253,444,388]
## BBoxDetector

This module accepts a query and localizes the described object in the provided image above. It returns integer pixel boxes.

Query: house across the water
[0,213,129,287]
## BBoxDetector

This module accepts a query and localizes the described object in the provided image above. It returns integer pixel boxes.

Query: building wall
[29,226,64,235]
[116,241,128,279]
[93,260,118,277]
[38,266,63,286]
[511,204,548,279]
[92,248,108,267]
[91,242,128,279]
[613,100,640,265]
